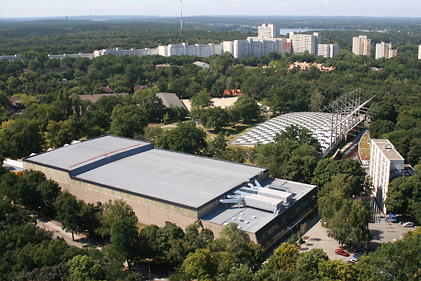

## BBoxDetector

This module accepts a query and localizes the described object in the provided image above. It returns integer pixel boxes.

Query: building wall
[290,32,319,54]
[375,42,396,59]
[24,162,203,229]
[369,140,404,213]
[258,24,279,39]
[353,36,371,56]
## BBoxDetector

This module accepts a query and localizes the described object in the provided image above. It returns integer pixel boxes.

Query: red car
[335,249,350,256]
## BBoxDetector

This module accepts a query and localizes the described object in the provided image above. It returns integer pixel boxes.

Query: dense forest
[1,166,420,280]
[1,19,421,280]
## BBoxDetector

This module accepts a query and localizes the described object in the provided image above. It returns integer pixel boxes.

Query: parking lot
[299,217,415,261]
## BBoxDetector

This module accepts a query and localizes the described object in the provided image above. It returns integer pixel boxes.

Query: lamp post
[146,258,152,281]
[85,229,89,243]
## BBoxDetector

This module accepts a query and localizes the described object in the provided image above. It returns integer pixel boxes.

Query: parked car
[349,254,359,263]
[335,249,350,256]
[402,222,414,227]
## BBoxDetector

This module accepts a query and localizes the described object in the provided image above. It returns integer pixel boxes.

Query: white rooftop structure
[233,90,373,156]
[232,112,360,154]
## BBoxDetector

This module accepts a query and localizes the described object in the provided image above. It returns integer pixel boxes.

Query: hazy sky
[2,0,420,18]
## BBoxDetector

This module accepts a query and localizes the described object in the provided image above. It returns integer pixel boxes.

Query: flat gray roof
[372,139,404,161]
[24,136,266,209]
[201,178,316,234]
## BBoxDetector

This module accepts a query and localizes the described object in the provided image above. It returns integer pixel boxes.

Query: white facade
[258,24,280,39]
[375,42,397,59]
[7,23,341,61]
[233,40,250,59]
[49,53,95,60]
[352,35,371,56]
[418,45,421,59]
[317,44,339,58]
[0,54,21,62]
[223,41,234,54]
[369,139,405,213]
[289,32,320,54]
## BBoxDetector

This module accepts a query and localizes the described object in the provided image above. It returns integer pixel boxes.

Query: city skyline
[2,0,421,19]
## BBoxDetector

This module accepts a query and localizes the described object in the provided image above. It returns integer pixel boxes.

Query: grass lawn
[358,131,371,160]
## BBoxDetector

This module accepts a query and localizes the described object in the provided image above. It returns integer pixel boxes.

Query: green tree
[296,248,329,279]
[231,96,260,124]
[96,199,137,239]
[109,104,149,138]
[275,124,321,151]
[313,158,366,195]
[205,132,227,158]
[55,193,82,241]
[370,119,395,138]
[0,119,44,158]
[155,122,207,154]
[265,243,299,273]
[45,120,73,148]
[139,224,162,259]
[190,92,213,109]
[193,107,230,132]
[67,255,105,281]
[178,248,218,281]
[362,230,421,281]
[132,89,165,121]
[385,177,412,215]
[0,172,41,210]
[110,217,139,269]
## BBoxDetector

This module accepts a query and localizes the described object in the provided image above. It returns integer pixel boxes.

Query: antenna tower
[180,0,183,37]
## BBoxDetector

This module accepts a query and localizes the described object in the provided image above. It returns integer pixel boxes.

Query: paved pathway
[300,218,414,261]
[37,218,100,249]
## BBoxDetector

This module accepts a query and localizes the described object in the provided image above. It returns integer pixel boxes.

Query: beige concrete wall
[24,162,199,229]
[200,220,258,243]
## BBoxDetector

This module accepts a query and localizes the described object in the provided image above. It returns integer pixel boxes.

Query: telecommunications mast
[180,0,183,36]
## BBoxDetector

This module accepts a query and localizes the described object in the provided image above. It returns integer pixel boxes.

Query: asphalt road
[300,217,415,261]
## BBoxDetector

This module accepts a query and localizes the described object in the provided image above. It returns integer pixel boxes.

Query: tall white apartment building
[132,48,159,57]
[233,40,251,59]
[375,42,397,59]
[289,32,320,54]
[418,45,421,59]
[223,41,234,54]
[369,139,413,213]
[209,43,224,56]
[352,35,371,56]
[317,44,339,58]
[258,24,280,39]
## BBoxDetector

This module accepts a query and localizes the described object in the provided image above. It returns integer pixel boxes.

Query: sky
[2,0,420,19]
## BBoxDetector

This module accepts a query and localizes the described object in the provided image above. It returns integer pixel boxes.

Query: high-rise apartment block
[369,139,414,213]
[317,44,340,58]
[289,32,320,54]
[352,35,371,56]
[418,45,421,59]
[258,24,280,39]
[6,23,338,61]
[375,42,397,59]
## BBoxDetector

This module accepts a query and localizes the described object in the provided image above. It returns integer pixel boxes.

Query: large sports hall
[23,135,316,249]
